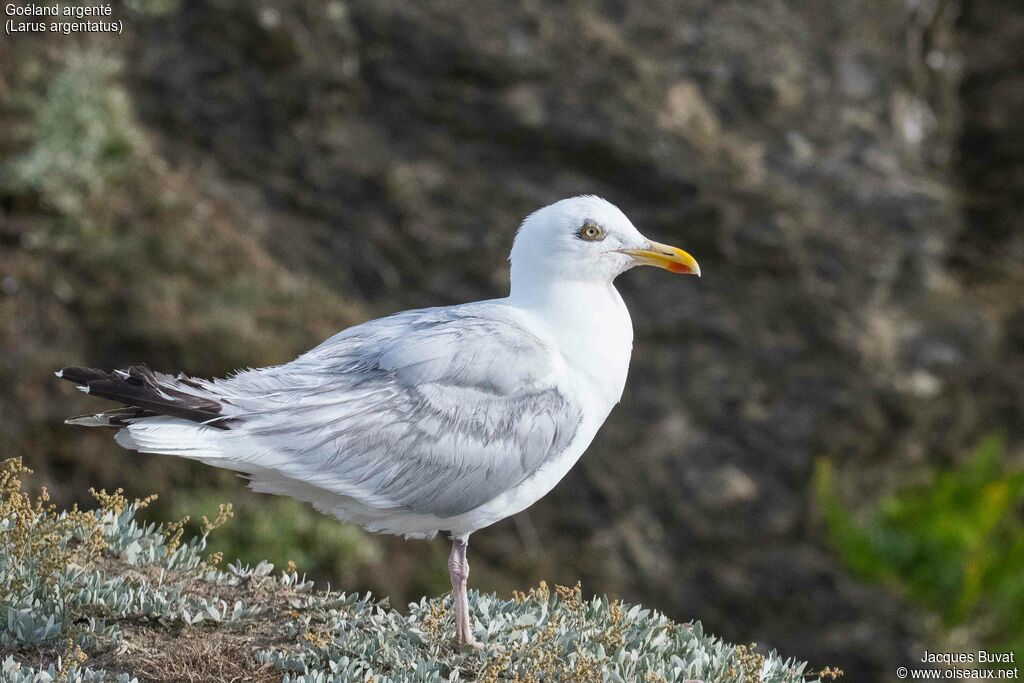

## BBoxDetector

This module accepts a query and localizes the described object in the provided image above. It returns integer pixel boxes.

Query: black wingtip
[57,366,113,386]
[56,364,232,430]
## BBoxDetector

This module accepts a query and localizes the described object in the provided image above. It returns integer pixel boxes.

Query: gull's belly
[442,293,635,534]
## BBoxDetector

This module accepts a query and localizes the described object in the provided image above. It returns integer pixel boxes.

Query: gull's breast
[443,287,636,535]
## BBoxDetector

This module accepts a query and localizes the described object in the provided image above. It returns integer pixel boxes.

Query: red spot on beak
[667,262,691,274]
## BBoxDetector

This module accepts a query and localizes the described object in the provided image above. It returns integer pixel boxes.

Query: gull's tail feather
[57,365,233,429]
[113,416,230,463]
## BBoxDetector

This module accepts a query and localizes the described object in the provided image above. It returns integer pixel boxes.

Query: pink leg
[448,536,479,647]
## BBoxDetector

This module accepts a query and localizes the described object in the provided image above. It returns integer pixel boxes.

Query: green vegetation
[817,435,1024,660]
[6,50,140,218]
[0,457,821,682]
[167,490,383,585]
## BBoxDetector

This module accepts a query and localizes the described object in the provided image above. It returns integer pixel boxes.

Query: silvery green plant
[259,587,814,683]
[1,656,138,683]
[1,460,823,682]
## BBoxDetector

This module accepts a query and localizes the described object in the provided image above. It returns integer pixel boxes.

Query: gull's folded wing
[214,304,583,518]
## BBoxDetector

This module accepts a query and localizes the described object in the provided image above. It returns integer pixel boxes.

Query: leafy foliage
[816,435,1024,660]
[0,457,819,682]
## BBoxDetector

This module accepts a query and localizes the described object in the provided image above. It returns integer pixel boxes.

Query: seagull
[57,195,700,647]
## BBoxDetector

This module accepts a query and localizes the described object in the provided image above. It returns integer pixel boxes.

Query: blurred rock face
[3,0,1021,679]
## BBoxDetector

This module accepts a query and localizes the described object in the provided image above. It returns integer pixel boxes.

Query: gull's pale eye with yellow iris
[578,222,605,241]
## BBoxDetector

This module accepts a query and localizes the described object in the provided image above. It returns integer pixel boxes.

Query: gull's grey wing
[217,305,583,518]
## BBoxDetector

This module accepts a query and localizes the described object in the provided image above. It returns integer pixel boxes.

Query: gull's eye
[577,222,606,242]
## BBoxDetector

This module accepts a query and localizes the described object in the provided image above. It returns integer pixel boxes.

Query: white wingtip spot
[55,370,63,378]
[76,385,91,394]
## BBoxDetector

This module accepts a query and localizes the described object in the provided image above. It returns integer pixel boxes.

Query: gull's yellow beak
[621,240,701,276]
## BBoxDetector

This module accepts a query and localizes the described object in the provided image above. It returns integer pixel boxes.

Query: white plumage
[59,195,700,646]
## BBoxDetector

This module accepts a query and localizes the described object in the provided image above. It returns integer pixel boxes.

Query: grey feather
[201,303,583,518]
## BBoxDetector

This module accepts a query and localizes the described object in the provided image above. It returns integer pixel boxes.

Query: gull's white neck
[506,277,634,407]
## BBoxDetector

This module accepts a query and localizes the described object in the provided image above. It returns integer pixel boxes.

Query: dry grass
[122,629,279,683]
[83,557,310,682]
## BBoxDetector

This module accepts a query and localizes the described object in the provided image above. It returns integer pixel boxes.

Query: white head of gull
[57,195,700,648]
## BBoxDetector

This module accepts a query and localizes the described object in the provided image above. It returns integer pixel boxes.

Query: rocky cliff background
[1,1,1022,680]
